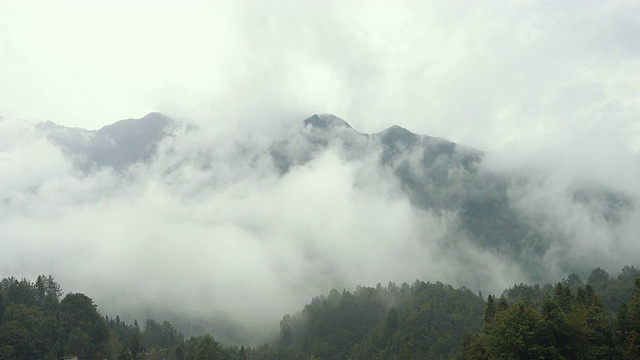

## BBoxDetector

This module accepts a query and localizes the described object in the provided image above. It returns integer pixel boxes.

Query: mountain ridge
[26,112,637,285]
[36,112,172,171]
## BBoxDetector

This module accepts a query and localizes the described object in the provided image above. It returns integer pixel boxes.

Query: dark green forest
[2,267,640,359]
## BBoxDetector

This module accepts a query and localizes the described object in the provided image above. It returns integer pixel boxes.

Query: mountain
[36,112,634,280]
[267,114,551,272]
[37,112,172,171]
[263,114,634,279]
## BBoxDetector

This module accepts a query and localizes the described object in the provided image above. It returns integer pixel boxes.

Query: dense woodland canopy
[1,267,640,359]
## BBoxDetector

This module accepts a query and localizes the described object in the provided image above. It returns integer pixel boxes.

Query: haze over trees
[2,267,640,359]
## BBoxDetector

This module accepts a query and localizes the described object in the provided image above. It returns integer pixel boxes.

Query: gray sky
[2,0,640,343]
[1,1,638,150]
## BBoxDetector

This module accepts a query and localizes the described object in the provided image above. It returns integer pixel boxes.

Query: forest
[2,266,640,359]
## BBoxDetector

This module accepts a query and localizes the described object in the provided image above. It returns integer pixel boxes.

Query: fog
[1,0,640,344]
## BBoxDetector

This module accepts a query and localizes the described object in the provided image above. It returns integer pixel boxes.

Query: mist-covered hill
[36,112,172,171]
[39,112,634,277]
[1,112,638,344]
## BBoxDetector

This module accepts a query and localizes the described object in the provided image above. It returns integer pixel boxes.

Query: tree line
[1,266,640,359]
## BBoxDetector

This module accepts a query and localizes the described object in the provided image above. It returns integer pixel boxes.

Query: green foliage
[484,295,496,325]
[588,268,611,292]
[130,334,141,360]
[484,302,548,359]
[276,280,484,359]
[456,333,487,360]
[184,334,223,360]
[175,346,185,360]
[617,277,640,359]
[243,343,303,360]
[0,275,109,360]
[591,266,639,313]
[142,318,184,350]
[459,281,622,359]
[3,267,640,360]
[105,315,142,357]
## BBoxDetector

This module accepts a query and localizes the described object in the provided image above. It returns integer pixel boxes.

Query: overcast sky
[1,1,638,150]
[2,0,640,343]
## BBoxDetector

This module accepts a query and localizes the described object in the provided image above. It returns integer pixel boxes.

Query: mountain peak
[303,114,352,130]
[99,112,170,132]
[379,124,421,146]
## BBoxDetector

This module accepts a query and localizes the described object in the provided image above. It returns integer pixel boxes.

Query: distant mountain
[37,112,172,171]
[265,114,634,278]
[37,112,634,279]
[267,114,550,271]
